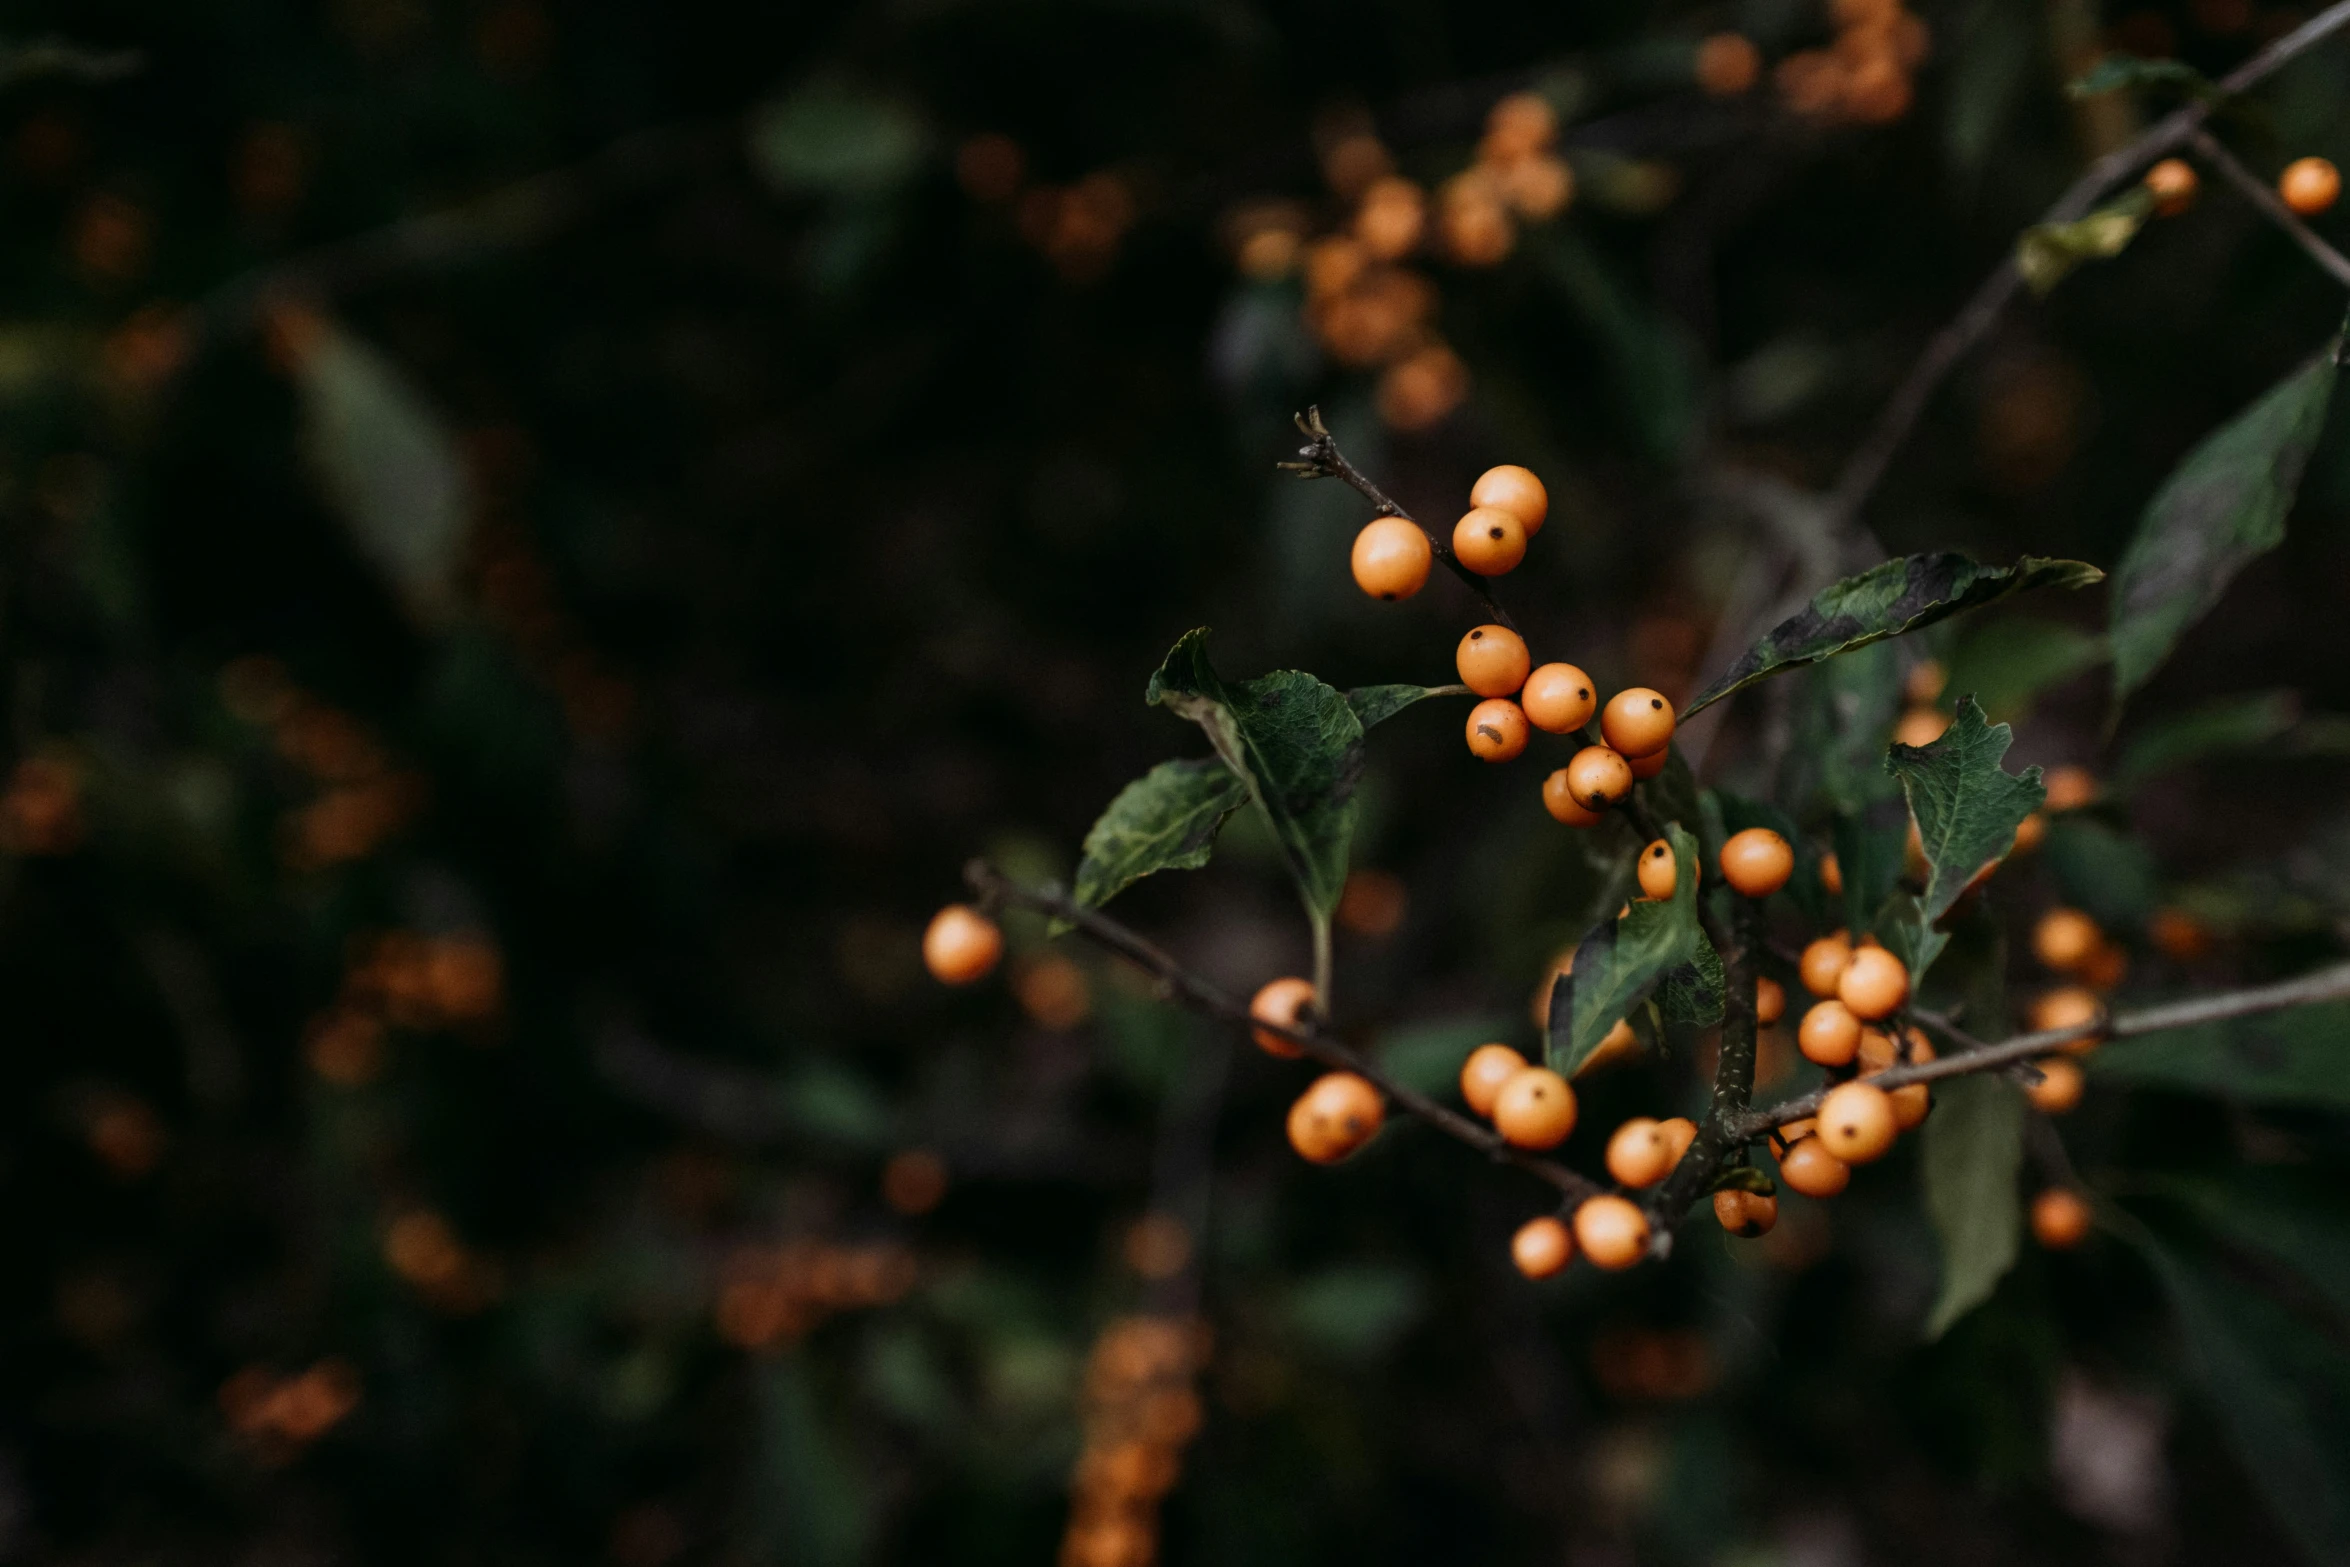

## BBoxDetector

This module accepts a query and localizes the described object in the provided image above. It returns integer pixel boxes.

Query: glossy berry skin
[2031,1188,2093,1249]
[1466,699,1530,762]
[2031,986,2104,1051]
[1511,1215,1572,1278]
[1471,464,1549,536]
[1522,663,1596,733]
[1491,1067,1578,1149]
[1718,828,1793,898]
[2032,908,2101,972]
[1799,934,1854,997]
[1755,976,1786,1027]
[1636,840,1678,901]
[1351,518,1432,600]
[1817,1081,1898,1163]
[1836,946,1910,1021]
[1713,1189,1778,1238]
[1657,1116,1698,1165]
[1286,1072,1384,1164]
[1453,506,1528,575]
[1248,976,1316,1058]
[1460,1043,1529,1117]
[1605,1117,1673,1188]
[1798,1000,1861,1066]
[2280,156,2342,216]
[1541,770,1604,826]
[1564,746,1633,810]
[923,905,1003,985]
[2145,157,2198,215]
[1627,747,1670,780]
[1599,688,1675,758]
[1457,625,1531,697]
[2024,1056,2084,1113]
[1887,1082,1931,1131]
[1573,1195,1651,1270]
[1777,1136,1850,1198]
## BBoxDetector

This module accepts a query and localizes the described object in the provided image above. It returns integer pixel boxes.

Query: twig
[0,38,143,88]
[2187,127,2350,289]
[1279,407,1519,632]
[1824,0,2350,524]
[1646,899,1762,1244]
[966,860,1604,1202]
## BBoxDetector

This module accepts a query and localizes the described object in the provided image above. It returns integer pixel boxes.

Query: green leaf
[1920,1074,2025,1339]
[2016,187,2155,296]
[1554,824,1704,1071]
[1886,696,2045,925]
[1068,758,1250,915]
[2110,333,2344,704]
[2066,51,2219,100]
[1147,629,1363,919]
[1781,641,1904,816]
[1658,931,1726,1028]
[2044,815,2159,932]
[1683,553,2104,719]
[746,81,928,198]
[1833,804,1911,937]
[1285,1266,1425,1360]
[1877,893,1951,984]
[1346,682,1468,730]
[1945,618,2107,723]
[2091,999,2350,1109]
[1638,744,1706,839]
[2138,1169,2350,1323]
[2113,690,2300,794]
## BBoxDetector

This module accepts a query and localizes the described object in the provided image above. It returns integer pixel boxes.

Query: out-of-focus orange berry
[1248,976,1316,1057]
[923,906,1002,985]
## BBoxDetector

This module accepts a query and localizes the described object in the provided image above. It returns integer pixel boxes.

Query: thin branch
[1646,898,1761,1244]
[2188,127,2350,289]
[1279,407,1519,632]
[0,38,143,88]
[1824,0,2350,524]
[966,860,1605,1202]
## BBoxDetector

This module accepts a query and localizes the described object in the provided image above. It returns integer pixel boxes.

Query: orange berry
[1713,1188,1778,1238]
[1627,746,1670,780]
[2279,155,2341,216]
[1797,1000,1861,1066]
[2030,1187,2093,1249]
[923,905,1003,985]
[1887,1081,1931,1131]
[1694,32,1762,96]
[1755,975,1786,1026]
[1511,1214,1572,1278]
[1470,464,1548,536]
[1286,1072,1384,1163]
[2032,908,2102,973]
[1452,506,1528,575]
[2145,157,2198,216]
[1636,839,1678,901]
[2024,1056,2084,1114]
[1903,658,1947,705]
[1248,976,1316,1057]
[1818,852,1843,896]
[2042,765,2097,812]
[1572,1194,1651,1269]
[2030,986,2104,1051]
[1894,707,1949,747]
[1798,934,1854,997]
[1854,1027,1897,1074]
[2080,941,2128,993]
[1541,769,1605,827]
[1718,827,1793,898]
[1522,663,1596,733]
[1466,698,1530,762]
[1460,1043,1529,1116]
[1599,688,1675,758]
[1578,1017,1642,1075]
[1836,946,1910,1021]
[2149,906,2212,962]
[2012,811,2048,853]
[1564,745,1633,810]
[1777,1135,1850,1198]
[1605,1117,1673,1188]
[1657,1116,1698,1165]
[1456,625,1531,697]
[1816,1081,1897,1163]
[1491,1066,1578,1149]
[1351,517,1433,600]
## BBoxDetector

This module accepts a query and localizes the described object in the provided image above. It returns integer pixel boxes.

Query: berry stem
[2185,127,2350,290]
[1643,898,1761,1244]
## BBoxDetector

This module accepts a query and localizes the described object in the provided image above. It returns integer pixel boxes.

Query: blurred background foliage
[6,0,2350,1564]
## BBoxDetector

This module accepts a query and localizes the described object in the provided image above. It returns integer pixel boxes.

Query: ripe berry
[1581,1018,1641,1075]
[1286,1072,1384,1163]
[1248,976,1316,1057]
[1636,839,1678,901]
[2024,1056,2084,1114]
[1541,770,1605,826]
[2081,942,2128,993]
[2030,1187,2093,1249]
[1466,698,1531,762]
[1818,852,1843,896]
[1522,663,1597,733]
[2280,155,2341,216]
[1694,32,1761,96]
[1799,934,1853,997]
[1573,1195,1651,1269]
[1627,747,1670,780]
[1511,1215,1572,1278]
[1457,625,1531,697]
[1817,1081,1897,1163]
[1491,1067,1578,1148]
[1351,518,1432,600]
[1470,464,1548,536]
[923,905,1003,985]
[1599,688,1675,758]
[1657,1116,1698,1165]
[1755,976,1786,1026]
[1887,1082,1931,1131]
[2032,907,2101,973]
[2030,986,2104,1051]
[1564,746,1633,810]
[1460,1043,1529,1116]
[2042,765,2097,812]
[1836,946,1910,1021]
[2013,811,2049,853]
[1895,707,1949,747]
[2145,157,2198,215]
[1605,1117,1673,1187]
[1777,1134,1849,1197]
[1453,506,1528,575]
[1797,1001,1858,1067]
[2149,906,2212,963]
[1713,1189,1778,1238]
[1718,827,1793,899]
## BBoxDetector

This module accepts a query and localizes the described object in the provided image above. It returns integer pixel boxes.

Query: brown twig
[1645,898,1762,1246]
[966,860,1603,1202]
[2187,127,2350,289]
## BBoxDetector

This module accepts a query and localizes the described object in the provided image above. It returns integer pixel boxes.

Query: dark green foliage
[1920,1074,2024,1339]
[1071,758,1251,913]
[1553,824,1703,1072]
[1886,696,2045,926]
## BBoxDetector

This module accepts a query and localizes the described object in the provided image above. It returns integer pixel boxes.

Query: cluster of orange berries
[2139,151,2340,220]
[1059,1315,1209,1567]
[305,927,506,1087]
[219,655,426,872]
[218,1358,362,1455]
[954,132,1139,285]
[713,1238,920,1350]
[1773,0,1930,124]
